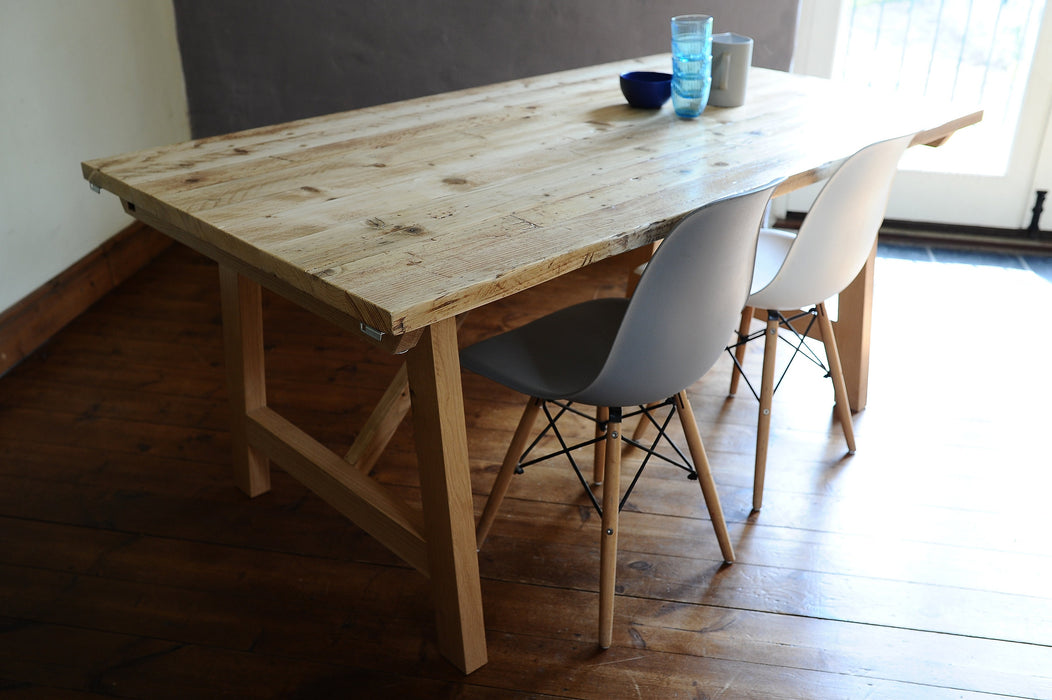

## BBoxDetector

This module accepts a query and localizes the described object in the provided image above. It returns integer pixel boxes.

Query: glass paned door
[793,0,1052,229]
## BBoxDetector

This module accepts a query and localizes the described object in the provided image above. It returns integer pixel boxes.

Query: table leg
[218,266,271,497]
[405,317,487,674]
[833,241,876,413]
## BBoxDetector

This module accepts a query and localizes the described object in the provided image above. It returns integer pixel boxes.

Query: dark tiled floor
[875,242,933,263]
[1025,254,1052,282]
[932,247,1028,269]
[876,241,1052,283]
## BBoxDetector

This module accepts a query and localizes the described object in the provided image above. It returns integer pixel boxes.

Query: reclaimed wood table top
[82,54,981,345]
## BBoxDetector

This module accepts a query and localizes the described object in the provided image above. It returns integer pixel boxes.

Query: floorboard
[1,242,1050,698]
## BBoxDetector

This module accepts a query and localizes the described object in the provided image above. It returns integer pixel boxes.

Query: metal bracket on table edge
[359,322,386,343]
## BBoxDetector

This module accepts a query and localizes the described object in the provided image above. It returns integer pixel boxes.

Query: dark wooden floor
[2,242,1051,698]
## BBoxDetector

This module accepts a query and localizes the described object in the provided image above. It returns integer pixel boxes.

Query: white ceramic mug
[709,33,753,107]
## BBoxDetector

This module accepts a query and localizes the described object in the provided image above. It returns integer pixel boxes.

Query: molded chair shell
[747,134,915,311]
[732,134,915,511]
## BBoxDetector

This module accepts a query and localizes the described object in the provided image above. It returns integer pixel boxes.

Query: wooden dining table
[82,54,981,673]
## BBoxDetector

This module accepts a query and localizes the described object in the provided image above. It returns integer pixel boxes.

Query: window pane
[836,0,1046,175]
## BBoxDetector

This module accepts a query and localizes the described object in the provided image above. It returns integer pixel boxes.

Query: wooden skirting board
[0,222,171,377]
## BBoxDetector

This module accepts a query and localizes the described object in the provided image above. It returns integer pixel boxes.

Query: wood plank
[12,416,1026,669]
[3,517,1044,697]
[0,470,406,570]
[0,376,229,432]
[0,620,536,700]
[479,525,1052,646]
[405,318,487,673]
[344,364,411,474]
[479,581,1052,699]
[833,241,877,410]
[245,405,429,575]
[218,267,270,496]
[0,408,229,466]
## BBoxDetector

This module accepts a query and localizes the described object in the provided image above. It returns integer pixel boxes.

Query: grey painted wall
[173,1,798,138]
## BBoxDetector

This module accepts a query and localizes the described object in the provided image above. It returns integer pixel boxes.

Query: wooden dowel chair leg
[729,306,753,396]
[675,392,735,563]
[593,406,608,485]
[598,409,622,649]
[754,313,779,512]
[476,397,543,549]
[816,303,857,453]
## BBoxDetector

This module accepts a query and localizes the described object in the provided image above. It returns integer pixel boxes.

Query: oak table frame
[82,55,981,673]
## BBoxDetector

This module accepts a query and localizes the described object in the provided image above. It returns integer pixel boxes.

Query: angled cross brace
[345,364,412,475]
[247,405,429,575]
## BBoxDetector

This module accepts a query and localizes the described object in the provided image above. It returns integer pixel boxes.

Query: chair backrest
[572,181,781,408]
[746,133,914,312]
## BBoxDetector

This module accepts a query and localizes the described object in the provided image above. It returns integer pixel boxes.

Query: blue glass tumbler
[670,14,713,118]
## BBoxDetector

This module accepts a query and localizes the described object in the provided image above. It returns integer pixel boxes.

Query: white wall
[0,0,190,313]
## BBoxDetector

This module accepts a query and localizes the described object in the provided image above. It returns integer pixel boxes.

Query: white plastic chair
[728,133,915,511]
[460,181,780,648]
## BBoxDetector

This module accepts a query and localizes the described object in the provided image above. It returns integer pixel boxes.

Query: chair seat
[749,227,796,299]
[460,297,628,402]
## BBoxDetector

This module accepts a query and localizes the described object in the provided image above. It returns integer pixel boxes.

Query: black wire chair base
[516,398,698,518]
[725,307,833,402]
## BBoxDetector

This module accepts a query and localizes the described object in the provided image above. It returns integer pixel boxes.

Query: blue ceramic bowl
[619,71,673,109]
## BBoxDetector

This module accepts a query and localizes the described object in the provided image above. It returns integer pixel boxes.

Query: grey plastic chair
[728,134,915,511]
[461,181,780,648]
